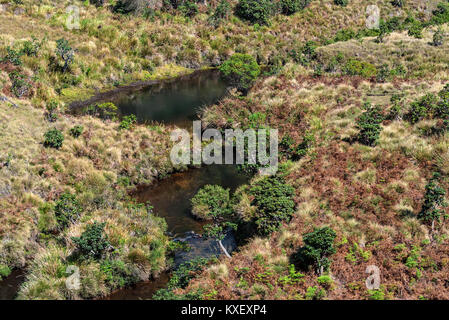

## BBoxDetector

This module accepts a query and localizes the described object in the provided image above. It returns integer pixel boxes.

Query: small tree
[55,192,81,229]
[193,185,235,258]
[334,0,348,6]
[292,227,336,275]
[219,53,260,93]
[356,102,384,146]
[55,38,75,73]
[43,128,64,149]
[280,0,310,15]
[418,173,447,231]
[45,100,59,122]
[235,0,275,25]
[249,176,296,236]
[432,28,444,47]
[208,0,231,27]
[72,222,110,260]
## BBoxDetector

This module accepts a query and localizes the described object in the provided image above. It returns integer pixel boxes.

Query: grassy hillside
[1,0,449,300]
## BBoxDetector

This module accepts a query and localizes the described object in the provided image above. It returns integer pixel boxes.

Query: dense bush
[70,125,84,138]
[280,0,310,15]
[45,100,58,122]
[432,28,444,46]
[191,185,231,220]
[208,0,231,27]
[292,227,336,274]
[334,0,348,6]
[344,59,377,78]
[219,53,260,93]
[21,36,41,57]
[153,258,209,300]
[43,128,64,149]
[84,102,118,120]
[2,47,22,66]
[72,222,110,260]
[9,71,31,98]
[418,173,447,226]
[100,259,138,289]
[179,0,198,17]
[54,192,81,229]
[235,0,275,25]
[407,21,423,39]
[249,176,296,236]
[356,103,384,146]
[55,38,75,72]
[408,93,438,123]
[431,2,449,25]
[119,114,137,130]
[391,0,404,8]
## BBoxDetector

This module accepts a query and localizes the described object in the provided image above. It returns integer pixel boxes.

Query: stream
[0,69,248,300]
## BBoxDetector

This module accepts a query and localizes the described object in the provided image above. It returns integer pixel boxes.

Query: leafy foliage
[208,0,231,27]
[72,222,110,260]
[334,0,348,6]
[119,114,137,130]
[249,176,296,236]
[55,38,75,72]
[356,102,384,146]
[100,259,138,289]
[70,125,84,138]
[191,185,231,220]
[292,227,337,274]
[8,71,31,98]
[43,128,64,149]
[280,0,310,15]
[84,102,118,120]
[219,53,260,93]
[235,0,275,25]
[418,173,447,225]
[54,192,81,229]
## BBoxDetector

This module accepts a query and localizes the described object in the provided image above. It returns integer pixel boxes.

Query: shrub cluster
[235,0,275,25]
[54,192,82,229]
[292,227,337,274]
[43,128,64,149]
[72,222,110,260]
[418,173,447,226]
[249,176,296,236]
[356,102,384,146]
[219,53,260,93]
[191,185,231,220]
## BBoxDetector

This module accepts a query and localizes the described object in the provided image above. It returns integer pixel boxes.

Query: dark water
[138,165,249,236]
[115,70,228,128]
[0,269,25,300]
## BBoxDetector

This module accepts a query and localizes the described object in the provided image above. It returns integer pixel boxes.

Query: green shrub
[356,103,384,146]
[408,21,423,38]
[235,0,275,25]
[391,0,404,8]
[280,0,310,15]
[408,93,438,123]
[45,100,58,122]
[344,59,377,78]
[43,128,64,149]
[9,71,31,98]
[432,28,444,46]
[54,192,81,229]
[208,0,231,27]
[55,38,75,72]
[2,47,23,66]
[0,264,11,280]
[179,0,198,17]
[431,2,449,25]
[219,53,260,93]
[334,0,348,6]
[100,259,138,289]
[249,176,296,236]
[21,36,41,57]
[376,64,390,83]
[84,102,118,120]
[70,125,84,138]
[292,227,337,274]
[418,173,447,225]
[72,222,110,260]
[191,185,231,220]
[119,114,137,130]
[305,286,326,300]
